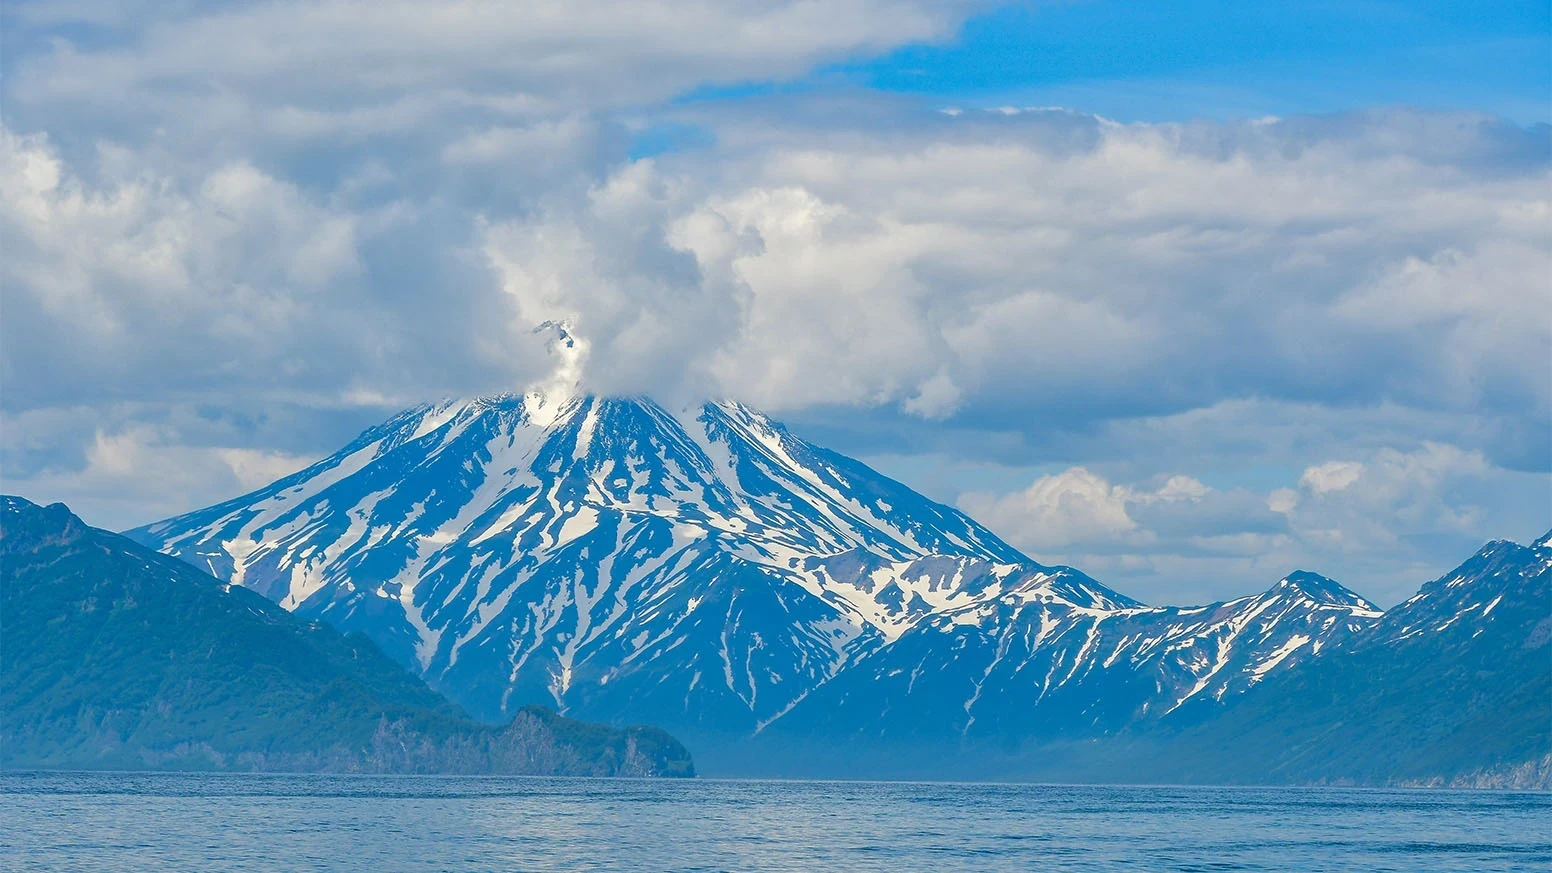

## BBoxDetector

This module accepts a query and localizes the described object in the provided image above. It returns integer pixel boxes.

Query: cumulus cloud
[366,105,1548,465]
[7,106,1547,565]
[959,442,1540,606]
[674,109,1549,444]
[1300,461,1364,494]
[1284,443,1494,553]
[4,423,315,526]
[0,1,1544,603]
[11,12,1547,448]
[2,129,356,405]
[959,469,1217,550]
[480,160,749,401]
[7,0,971,155]
[0,126,547,413]
[960,467,1143,549]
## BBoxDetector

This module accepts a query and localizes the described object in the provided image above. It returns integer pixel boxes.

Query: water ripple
[3,772,1547,873]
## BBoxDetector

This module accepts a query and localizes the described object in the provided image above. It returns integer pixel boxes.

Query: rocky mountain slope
[128,393,1392,761]
[2,497,693,776]
[1137,530,1552,787]
[775,569,1381,746]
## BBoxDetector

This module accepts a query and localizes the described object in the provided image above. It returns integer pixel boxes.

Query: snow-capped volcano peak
[131,393,1042,724]
[267,393,1024,571]
[129,394,1389,746]
[521,320,588,426]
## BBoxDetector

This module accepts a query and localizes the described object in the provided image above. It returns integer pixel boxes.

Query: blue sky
[839,1,1551,122]
[1,0,1547,605]
[665,1,1551,124]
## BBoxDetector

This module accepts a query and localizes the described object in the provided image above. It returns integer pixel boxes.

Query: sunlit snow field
[4,772,1547,872]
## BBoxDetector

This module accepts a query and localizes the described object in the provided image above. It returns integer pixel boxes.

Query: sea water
[3,771,1547,871]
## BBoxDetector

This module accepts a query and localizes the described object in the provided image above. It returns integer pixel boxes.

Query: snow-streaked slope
[130,393,1387,746]
[1145,531,1552,787]
[1362,533,1551,650]
[130,393,1042,733]
[774,569,1380,743]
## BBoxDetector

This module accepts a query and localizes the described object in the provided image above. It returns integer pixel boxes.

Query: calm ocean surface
[2,771,1547,872]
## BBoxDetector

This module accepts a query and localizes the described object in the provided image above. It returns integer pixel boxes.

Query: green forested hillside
[0,497,693,776]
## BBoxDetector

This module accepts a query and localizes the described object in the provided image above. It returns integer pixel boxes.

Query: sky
[2,0,1548,607]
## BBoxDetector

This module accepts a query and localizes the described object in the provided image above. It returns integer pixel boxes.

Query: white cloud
[480,160,748,402]
[1267,488,1299,514]
[1300,461,1364,494]
[449,107,1548,447]
[0,0,1544,604]
[217,447,316,490]
[1150,475,1212,503]
[9,0,973,149]
[713,111,1545,427]
[957,442,1537,606]
[0,129,371,402]
[442,117,600,168]
[1283,443,1494,552]
[903,369,963,420]
[4,423,314,527]
[0,125,543,413]
[959,467,1213,551]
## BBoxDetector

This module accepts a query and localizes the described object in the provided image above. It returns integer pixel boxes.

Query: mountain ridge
[1124,532,1552,787]
[124,394,1548,782]
[130,393,1085,737]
